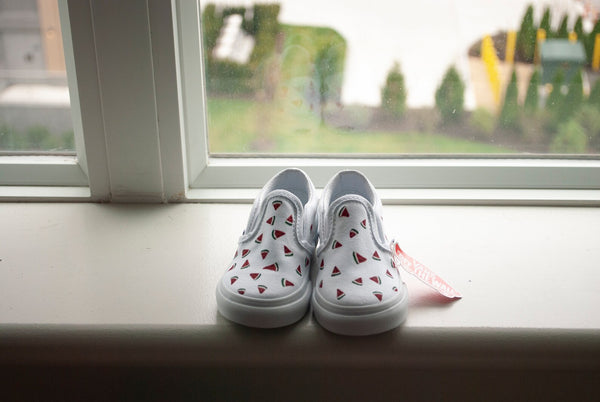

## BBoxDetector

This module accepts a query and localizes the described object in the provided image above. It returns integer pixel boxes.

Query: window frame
[177,0,600,202]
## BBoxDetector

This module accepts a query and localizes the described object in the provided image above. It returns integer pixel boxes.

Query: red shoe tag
[391,240,462,299]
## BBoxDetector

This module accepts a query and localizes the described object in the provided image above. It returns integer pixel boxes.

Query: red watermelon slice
[266,216,275,225]
[352,277,363,286]
[284,245,293,256]
[228,263,236,271]
[332,240,343,249]
[271,230,285,240]
[250,272,261,280]
[319,280,323,288]
[372,291,383,302]
[272,200,282,210]
[241,249,250,258]
[385,269,393,279]
[281,278,294,287]
[230,276,238,284]
[261,249,269,260]
[320,259,324,270]
[263,263,279,272]
[241,259,250,269]
[285,215,294,226]
[393,286,399,292]
[349,228,359,238]
[255,234,263,244]
[237,288,246,295]
[305,257,310,267]
[361,219,367,229]
[336,289,345,300]
[338,206,350,218]
[370,276,381,284]
[258,285,267,294]
[372,251,381,261]
[353,251,367,264]
[331,266,341,277]
[295,265,302,276]
[233,250,238,258]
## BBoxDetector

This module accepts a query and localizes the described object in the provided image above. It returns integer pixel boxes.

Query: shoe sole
[312,282,409,336]
[216,280,312,328]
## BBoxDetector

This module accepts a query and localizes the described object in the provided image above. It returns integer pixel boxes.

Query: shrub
[546,69,565,112]
[550,119,588,153]
[574,16,584,42]
[499,70,520,131]
[205,60,254,95]
[524,68,540,114]
[562,70,583,120]
[516,5,536,62]
[201,4,222,55]
[588,78,600,107]
[25,126,52,150]
[469,108,495,139]
[555,14,569,39]
[314,41,345,122]
[249,4,281,69]
[435,65,465,123]
[381,62,407,119]
[575,104,600,150]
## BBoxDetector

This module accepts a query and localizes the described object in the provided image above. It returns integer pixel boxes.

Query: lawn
[206,98,512,154]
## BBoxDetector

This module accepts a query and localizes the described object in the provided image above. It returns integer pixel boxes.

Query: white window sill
[1,202,599,397]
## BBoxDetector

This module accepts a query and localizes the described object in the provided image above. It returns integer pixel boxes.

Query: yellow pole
[481,35,501,107]
[535,28,546,65]
[505,30,517,64]
[593,33,600,71]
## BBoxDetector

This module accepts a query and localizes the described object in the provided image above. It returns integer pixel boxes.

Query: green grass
[206,98,512,154]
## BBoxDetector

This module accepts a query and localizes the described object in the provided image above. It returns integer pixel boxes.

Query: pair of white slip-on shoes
[215,169,408,336]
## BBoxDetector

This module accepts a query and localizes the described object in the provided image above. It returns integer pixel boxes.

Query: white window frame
[176,0,600,205]
[1,0,599,205]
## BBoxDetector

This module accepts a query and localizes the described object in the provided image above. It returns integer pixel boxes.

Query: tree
[516,5,536,62]
[499,70,520,130]
[524,68,540,114]
[585,19,600,64]
[550,120,588,153]
[435,66,465,123]
[201,4,222,56]
[314,42,343,124]
[561,70,583,120]
[546,69,565,113]
[539,7,551,37]
[555,14,569,39]
[574,16,584,42]
[381,62,407,118]
[588,79,600,107]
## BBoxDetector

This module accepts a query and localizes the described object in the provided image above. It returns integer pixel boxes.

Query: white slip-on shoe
[312,170,409,336]
[216,168,318,328]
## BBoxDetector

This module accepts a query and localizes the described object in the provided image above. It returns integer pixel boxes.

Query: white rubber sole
[216,280,312,328]
[312,283,409,336]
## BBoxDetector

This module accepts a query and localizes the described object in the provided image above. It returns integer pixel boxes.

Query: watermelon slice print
[372,291,383,302]
[352,277,363,286]
[385,269,394,279]
[319,280,323,288]
[338,206,350,218]
[320,259,324,270]
[266,216,275,225]
[331,266,341,277]
[228,263,236,271]
[360,219,367,229]
[353,251,367,264]
[238,288,246,295]
[281,278,295,287]
[230,276,238,285]
[349,228,359,238]
[336,289,346,300]
[391,258,396,268]
[332,240,343,249]
[241,249,250,258]
[233,250,239,258]
[370,276,382,284]
[272,200,282,210]
[250,272,261,280]
[393,286,399,292]
[263,263,279,272]
[271,230,285,240]
[285,215,294,226]
[255,234,263,244]
[372,251,381,261]
[258,285,267,294]
[295,265,302,276]
[261,249,269,260]
[284,245,293,257]
[304,256,310,267]
[241,259,250,269]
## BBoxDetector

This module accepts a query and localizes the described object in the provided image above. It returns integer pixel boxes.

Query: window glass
[0,0,74,153]
[201,0,600,156]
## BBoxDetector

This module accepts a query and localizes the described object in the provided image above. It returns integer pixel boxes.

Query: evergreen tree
[555,14,569,39]
[499,70,520,130]
[201,4,222,55]
[561,70,583,120]
[435,66,465,123]
[516,5,536,62]
[314,42,343,124]
[524,68,540,114]
[574,16,584,42]
[588,79,600,107]
[539,7,551,37]
[546,69,565,112]
[381,62,407,118]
